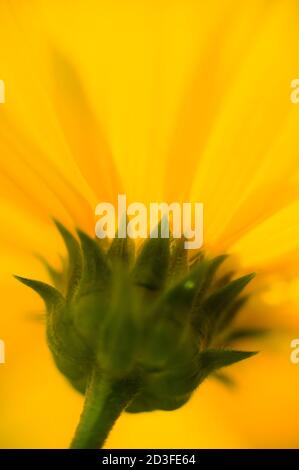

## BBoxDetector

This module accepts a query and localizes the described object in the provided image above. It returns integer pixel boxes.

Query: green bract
[15,221,258,448]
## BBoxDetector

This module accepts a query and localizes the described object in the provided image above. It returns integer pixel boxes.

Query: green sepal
[140,333,199,398]
[49,348,92,395]
[47,299,94,393]
[97,268,141,376]
[76,230,110,297]
[54,220,82,300]
[140,262,210,367]
[108,222,135,267]
[168,238,188,283]
[192,273,255,335]
[132,226,170,291]
[203,273,255,318]
[72,291,108,348]
[15,275,92,391]
[200,254,228,291]
[213,296,248,338]
[70,231,110,348]
[148,349,257,399]
[198,349,257,377]
[14,276,64,312]
[128,346,256,412]
[190,255,228,317]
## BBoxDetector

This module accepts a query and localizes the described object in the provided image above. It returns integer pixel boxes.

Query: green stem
[70,367,138,449]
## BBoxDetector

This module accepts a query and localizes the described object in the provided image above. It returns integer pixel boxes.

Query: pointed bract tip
[14,274,32,285]
[243,272,256,283]
[14,275,64,309]
[76,227,90,242]
[53,218,72,236]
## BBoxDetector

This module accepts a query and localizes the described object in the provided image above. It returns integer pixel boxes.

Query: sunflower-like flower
[1,0,299,450]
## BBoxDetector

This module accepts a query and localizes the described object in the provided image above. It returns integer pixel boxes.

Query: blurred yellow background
[1,0,299,448]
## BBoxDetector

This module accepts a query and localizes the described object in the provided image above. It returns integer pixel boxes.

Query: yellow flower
[0,0,299,448]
